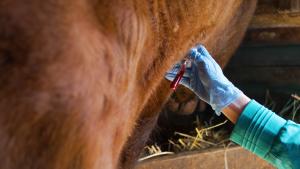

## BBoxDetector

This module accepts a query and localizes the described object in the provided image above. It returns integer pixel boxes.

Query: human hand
[165,45,243,115]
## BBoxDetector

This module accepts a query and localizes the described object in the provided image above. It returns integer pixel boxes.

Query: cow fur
[0,1,257,169]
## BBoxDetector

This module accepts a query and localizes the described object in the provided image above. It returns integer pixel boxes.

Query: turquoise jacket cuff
[230,100,287,158]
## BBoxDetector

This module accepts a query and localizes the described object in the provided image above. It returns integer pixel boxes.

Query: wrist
[221,94,251,124]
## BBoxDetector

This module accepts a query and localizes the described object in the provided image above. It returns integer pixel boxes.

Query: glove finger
[196,44,212,60]
[165,73,194,90]
[189,47,204,62]
[189,44,212,60]
[165,61,201,90]
[190,45,222,73]
[196,45,225,74]
[166,62,182,73]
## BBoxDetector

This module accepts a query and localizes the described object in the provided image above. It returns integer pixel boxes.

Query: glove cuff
[211,86,243,115]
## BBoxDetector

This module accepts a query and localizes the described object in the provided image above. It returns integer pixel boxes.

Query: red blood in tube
[170,62,186,90]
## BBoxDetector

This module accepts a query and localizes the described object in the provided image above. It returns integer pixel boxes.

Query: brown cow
[120,1,258,168]
[0,1,256,169]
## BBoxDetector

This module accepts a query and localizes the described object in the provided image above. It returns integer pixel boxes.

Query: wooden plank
[245,27,300,43]
[291,0,300,12]
[247,0,300,43]
[225,44,300,87]
[278,0,300,12]
[251,1,300,29]
[224,43,300,109]
[227,44,300,66]
[278,0,293,10]
[225,67,300,85]
[135,146,274,169]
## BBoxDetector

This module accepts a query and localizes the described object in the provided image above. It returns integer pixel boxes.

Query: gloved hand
[165,44,243,115]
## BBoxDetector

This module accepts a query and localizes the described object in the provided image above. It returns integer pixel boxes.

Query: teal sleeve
[230,100,300,169]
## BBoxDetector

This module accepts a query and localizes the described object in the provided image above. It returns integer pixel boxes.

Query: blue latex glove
[165,45,242,115]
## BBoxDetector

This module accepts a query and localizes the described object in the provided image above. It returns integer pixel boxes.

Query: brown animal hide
[120,1,258,168]
[0,1,256,169]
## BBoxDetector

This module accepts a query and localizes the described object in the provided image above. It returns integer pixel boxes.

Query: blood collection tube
[170,60,188,91]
